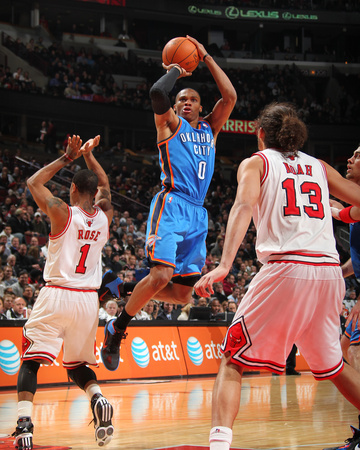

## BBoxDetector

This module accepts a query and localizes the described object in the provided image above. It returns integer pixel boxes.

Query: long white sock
[18,401,33,419]
[85,383,102,401]
[209,426,232,450]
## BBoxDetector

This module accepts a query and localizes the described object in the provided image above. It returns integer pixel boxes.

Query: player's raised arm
[27,135,83,233]
[186,35,237,140]
[80,135,113,224]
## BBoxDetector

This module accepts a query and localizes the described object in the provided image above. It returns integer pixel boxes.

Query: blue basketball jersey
[350,222,360,278]
[157,116,215,205]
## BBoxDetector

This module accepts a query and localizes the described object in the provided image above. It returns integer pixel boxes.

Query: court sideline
[0,372,356,449]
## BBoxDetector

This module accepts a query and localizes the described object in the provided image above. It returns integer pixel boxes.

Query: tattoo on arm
[48,197,64,209]
[99,188,111,201]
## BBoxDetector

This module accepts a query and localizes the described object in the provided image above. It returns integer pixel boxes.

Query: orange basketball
[162,37,199,72]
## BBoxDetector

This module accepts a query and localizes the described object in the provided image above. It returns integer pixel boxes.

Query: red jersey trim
[252,152,268,185]
[49,205,72,240]
[319,160,328,179]
[45,284,97,292]
[268,260,339,267]
[312,359,344,380]
[77,205,99,217]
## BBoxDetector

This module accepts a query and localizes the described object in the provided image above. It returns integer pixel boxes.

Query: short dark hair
[72,169,98,197]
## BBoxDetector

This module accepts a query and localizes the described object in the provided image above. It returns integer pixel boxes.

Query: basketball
[162,37,199,72]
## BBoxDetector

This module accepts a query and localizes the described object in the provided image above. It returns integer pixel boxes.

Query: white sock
[85,383,102,401]
[18,401,33,419]
[209,426,232,450]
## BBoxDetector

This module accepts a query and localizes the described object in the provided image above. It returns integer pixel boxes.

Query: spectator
[212,281,228,304]
[142,300,157,320]
[228,301,237,313]
[7,208,33,243]
[10,270,33,297]
[22,284,35,307]
[32,212,48,236]
[209,298,221,319]
[105,300,118,318]
[177,303,193,321]
[0,296,7,320]
[0,225,14,247]
[14,244,40,273]
[197,297,209,307]
[156,302,179,320]
[3,291,14,316]
[6,296,27,319]
[3,265,17,286]
[227,286,242,304]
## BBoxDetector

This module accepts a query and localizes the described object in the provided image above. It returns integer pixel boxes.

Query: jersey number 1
[75,244,90,274]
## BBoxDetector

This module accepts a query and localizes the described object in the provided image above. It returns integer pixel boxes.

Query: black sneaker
[285,369,301,376]
[101,318,127,371]
[323,426,360,450]
[91,393,114,447]
[12,417,34,450]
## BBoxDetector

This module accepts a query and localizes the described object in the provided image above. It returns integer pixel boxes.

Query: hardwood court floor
[0,372,357,450]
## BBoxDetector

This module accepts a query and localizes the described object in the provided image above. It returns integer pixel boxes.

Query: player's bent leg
[155,282,194,304]
[101,266,173,371]
[67,367,114,446]
[209,354,243,450]
[331,364,360,410]
[13,361,40,450]
[324,365,360,450]
[91,393,114,447]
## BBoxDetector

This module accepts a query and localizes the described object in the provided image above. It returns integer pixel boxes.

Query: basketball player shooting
[101,35,237,371]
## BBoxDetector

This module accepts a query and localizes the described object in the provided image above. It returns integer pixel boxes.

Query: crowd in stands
[2,30,360,126]
[0,143,358,326]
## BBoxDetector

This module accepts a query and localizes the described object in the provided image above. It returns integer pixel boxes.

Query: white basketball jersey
[44,205,109,289]
[253,149,339,265]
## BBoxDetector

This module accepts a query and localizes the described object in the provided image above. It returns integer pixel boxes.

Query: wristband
[203,53,210,62]
[63,153,73,163]
[339,206,358,223]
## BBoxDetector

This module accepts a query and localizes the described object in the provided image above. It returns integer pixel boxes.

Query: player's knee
[67,366,97,391]
[150,271,172,291]
[17,360,40,394]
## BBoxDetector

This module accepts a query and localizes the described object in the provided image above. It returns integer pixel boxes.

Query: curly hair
[256,102,308,155]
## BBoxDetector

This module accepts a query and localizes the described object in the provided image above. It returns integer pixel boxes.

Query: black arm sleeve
[149,66,181,115]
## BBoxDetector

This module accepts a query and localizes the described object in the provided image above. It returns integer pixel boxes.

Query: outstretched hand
[186,35,207,61]
[194,265,229,297]
[80,135,101,155]
[65,135,83,161]
[162,63,192,78]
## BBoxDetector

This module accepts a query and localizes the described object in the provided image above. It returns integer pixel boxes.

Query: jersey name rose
[77,229,101,241]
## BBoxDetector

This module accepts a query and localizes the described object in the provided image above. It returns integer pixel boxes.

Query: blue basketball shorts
[344,319,360,345]
[145,190,208,279]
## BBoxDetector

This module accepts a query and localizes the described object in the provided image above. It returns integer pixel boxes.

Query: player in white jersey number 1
[195,102,360,450]
[12,135,114,450]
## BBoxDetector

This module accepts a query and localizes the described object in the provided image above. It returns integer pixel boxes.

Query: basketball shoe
[323,425,360,450]
[101,318,127,371]
[91,393,114,447]
[12,416,34,450]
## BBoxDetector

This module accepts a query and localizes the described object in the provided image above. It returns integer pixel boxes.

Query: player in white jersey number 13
[195,102,360,450]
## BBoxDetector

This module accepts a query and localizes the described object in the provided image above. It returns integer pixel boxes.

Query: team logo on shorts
[146,234,161,252]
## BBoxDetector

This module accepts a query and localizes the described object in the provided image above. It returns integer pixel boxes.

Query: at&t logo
[187,337,204,366]
[131,337,150,368]
[0,339,21,375]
